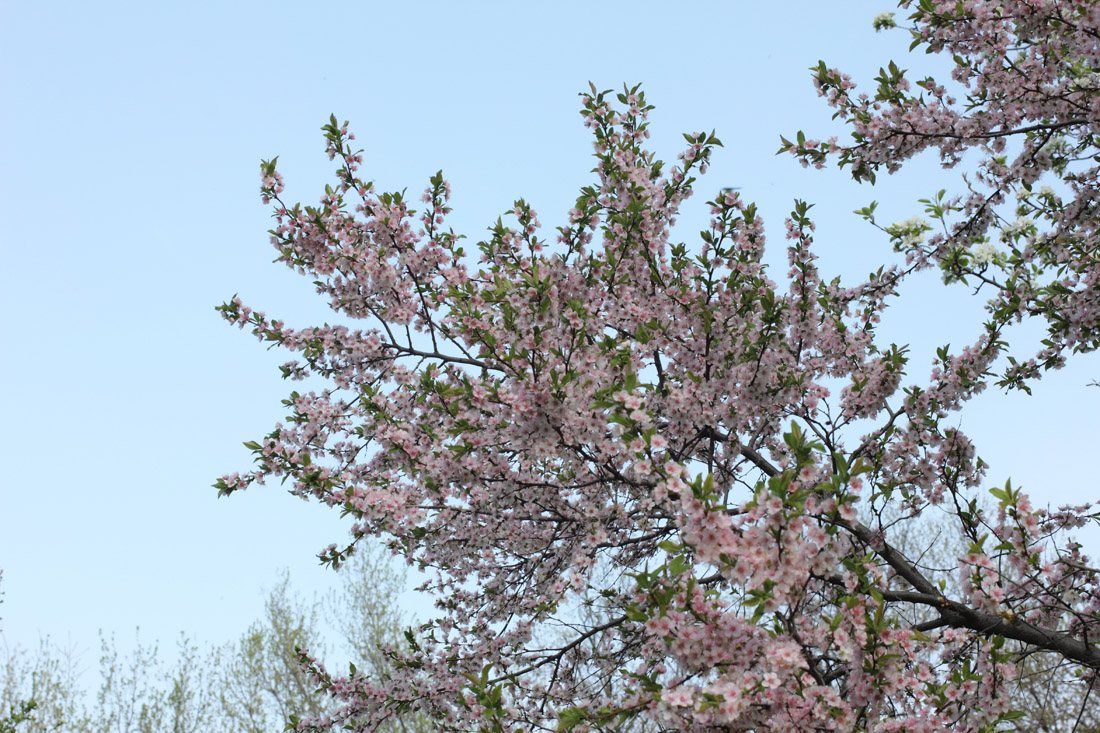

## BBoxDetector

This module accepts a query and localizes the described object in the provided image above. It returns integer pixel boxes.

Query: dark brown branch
[839,519,1100,669]
[487,614,629,686]
[879,117,1087,143]
[380,342,493,370]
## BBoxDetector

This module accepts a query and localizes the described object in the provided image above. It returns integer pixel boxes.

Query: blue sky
[2,0,1097,670]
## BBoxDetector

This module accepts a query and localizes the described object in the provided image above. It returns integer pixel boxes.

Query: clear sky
[2,0,1097,673]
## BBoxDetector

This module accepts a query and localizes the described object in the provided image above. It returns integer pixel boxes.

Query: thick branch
[876,117,1087,143]
[841,520,1100,670]
[380,342,493,370]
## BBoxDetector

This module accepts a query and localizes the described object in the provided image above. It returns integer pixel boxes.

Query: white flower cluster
[1000,216,1033,240]
[891,216,930,247]
[970,242,999,266]
[1039,135,1065,154]
[1016,185,1059,201]
[873,11,896,31]
[1071,68,1100,89]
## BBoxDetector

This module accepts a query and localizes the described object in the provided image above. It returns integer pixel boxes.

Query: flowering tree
[218,4,1100,730]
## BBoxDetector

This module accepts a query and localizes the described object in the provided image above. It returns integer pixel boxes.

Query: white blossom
[873,12,896,31]
[891,216,930,246]
[970,242,999,266]
[1000,217,1033,240]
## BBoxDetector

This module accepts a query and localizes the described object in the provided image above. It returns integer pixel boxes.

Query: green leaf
[557,707,586,731]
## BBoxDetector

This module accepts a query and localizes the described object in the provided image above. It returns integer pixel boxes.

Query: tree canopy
[219,2,1100,730]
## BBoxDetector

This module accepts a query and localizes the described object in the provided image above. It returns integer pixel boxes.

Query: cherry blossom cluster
[788,0,1100,391]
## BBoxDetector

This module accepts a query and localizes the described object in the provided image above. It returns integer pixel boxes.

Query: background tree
[0,573,44,733]
[212,572,327,732]
[323,552,431,733]
[1,637,90,733]
[0,701,35,733]
[216,5,1100,727]
[0,545,421,732]
[326,542,406,683]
